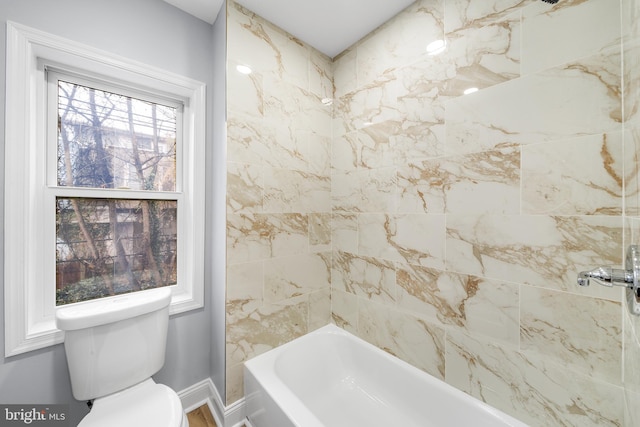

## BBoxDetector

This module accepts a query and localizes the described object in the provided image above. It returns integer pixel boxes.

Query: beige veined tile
[445,214,623,299]
[522,132,624,215]
[446,330,624,426]
[520,285,622,385]
[521,0,621,75]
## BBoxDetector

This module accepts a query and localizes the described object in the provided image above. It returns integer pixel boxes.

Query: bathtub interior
[245,324,528,427]
[273,332,431,426]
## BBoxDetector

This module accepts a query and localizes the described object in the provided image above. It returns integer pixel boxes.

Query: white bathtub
[244,324,528,427]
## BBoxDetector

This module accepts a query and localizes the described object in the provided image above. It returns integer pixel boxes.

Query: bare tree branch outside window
[55,81,178,305]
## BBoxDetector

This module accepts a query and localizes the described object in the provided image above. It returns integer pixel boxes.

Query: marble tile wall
[226,0,639,425]
[332,0,631,426]
[225,0,333,403]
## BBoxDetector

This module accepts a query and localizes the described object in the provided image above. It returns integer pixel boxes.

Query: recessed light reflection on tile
[321,97,333,106]
[236,64,252,75]
[426,39,446,55]
[463,87,479,95]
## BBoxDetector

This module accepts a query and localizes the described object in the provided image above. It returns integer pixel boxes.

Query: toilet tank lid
[55,287,172,331]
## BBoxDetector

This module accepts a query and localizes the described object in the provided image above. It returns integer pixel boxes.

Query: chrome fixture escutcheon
[577,245,640,316]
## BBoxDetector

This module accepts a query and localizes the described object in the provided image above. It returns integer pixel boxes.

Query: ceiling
[163,0,415,58]
[163,0,225,25]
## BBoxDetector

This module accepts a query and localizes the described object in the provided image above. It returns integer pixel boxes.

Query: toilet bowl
[55,287,188,427]
[78,379,187,427]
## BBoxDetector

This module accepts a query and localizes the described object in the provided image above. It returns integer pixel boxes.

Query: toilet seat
[78,379,187,427]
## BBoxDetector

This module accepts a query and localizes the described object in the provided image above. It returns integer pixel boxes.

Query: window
[53,76,180,305]
[5,22,206,356]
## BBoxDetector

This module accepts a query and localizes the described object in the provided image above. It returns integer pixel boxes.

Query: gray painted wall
[0,0,223,424]
[207,1,227,404]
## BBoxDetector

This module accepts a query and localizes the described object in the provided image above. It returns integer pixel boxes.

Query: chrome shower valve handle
[577,266,634,288]
[576,245,640,316]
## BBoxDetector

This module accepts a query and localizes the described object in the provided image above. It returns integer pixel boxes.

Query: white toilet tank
[55,287,172,401]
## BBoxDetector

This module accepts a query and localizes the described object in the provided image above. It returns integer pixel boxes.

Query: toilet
[55,287,189,427]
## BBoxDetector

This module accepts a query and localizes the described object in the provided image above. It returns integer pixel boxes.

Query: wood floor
[186,404,217,427]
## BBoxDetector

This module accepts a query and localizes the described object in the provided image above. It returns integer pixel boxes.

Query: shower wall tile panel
[520,286,622,385]
[445,214,623,299]
[521,0,621,75]
[445,46,621,156]
[446,330,624,427]
[357,298,447,380]
[395,265,520,346]
[225,1,333,403]
[521,132,624,216]
[330,0,627,426]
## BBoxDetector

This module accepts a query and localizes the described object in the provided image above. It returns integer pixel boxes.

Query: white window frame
[4,22,206,357]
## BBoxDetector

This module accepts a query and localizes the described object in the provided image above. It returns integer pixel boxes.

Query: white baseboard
[178,378,247,427]
[224,395,247,427]
[179,379,216,413]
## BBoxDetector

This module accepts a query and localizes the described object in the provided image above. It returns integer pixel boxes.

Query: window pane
[56,197,178,305]
[57,81,177,191]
